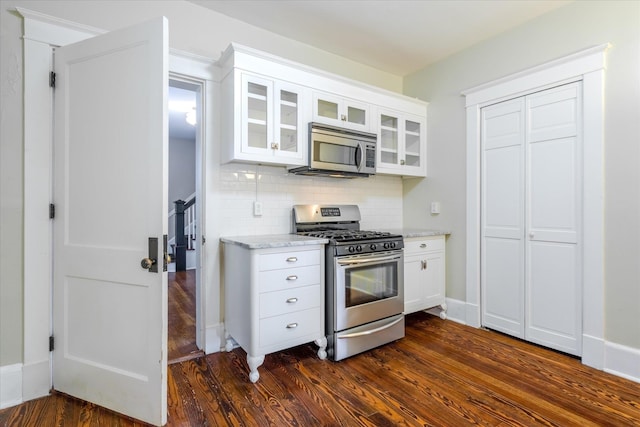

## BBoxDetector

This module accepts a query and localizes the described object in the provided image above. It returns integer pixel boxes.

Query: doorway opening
[168,79,204,363]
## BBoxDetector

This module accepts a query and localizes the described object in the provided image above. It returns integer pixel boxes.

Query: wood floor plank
[2,312,639,426]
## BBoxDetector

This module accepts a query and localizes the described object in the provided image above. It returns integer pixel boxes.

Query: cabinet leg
[439,302,448,320]
[224,332,234,352]
[315,336,328,360]
[247,354,265,383]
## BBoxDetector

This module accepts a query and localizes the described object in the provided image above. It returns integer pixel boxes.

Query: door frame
[462,44,608,369]
[18,7,216,402]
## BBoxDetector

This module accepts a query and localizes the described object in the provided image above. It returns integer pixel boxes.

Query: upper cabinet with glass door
[376,108,427,177]
[219,43,428,171]
[312,91,370,132]
[222,69,306,166]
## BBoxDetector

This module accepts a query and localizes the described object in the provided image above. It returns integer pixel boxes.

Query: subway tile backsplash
[216,163,403,236]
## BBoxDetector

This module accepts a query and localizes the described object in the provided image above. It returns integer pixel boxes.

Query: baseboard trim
[21,358,50,402]
[604,341,640,383]
[205,322,224,354]
[0,364,23,409]
[443,297,467,325]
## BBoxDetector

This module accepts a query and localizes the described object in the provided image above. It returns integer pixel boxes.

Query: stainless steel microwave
[289,123,376,178]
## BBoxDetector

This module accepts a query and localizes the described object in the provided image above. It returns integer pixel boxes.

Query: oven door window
[345,261,398,307]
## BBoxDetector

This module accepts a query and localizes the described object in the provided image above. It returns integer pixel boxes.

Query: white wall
[402,0,640,349]
[0,0,403,367]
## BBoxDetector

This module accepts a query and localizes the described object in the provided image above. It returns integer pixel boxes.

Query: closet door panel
[481,98,525,337]
[482,237,525,338]
[526,82,582,356]
[527,241,580,354]
[528,84,578,142]
[529,136,578,243]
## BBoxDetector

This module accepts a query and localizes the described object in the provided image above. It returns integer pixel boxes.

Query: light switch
[431,201,440,214]
[253,201,263,216]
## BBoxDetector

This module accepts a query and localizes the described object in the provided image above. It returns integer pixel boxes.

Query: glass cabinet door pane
[347,106,367,126]
[404,119,421,167]
[279,89,298,152]
[317,98,339,120]
[380,114,399,166]
[246,81,268,149]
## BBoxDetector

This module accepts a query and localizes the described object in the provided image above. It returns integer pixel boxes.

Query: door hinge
[49,71,56,88]
[202,235,206,245]
[49,336,54,352]
[49,203,55,219]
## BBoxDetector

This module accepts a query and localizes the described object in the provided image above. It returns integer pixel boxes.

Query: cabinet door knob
[270,142,279,150]
[341,114,347,121]
[286,275,298,281]
[286,257,298,263]
[286,297,298,303]
[286,323,298,329]
[529,232,535,239]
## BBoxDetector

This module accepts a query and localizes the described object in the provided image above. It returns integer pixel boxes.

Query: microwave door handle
[355,142,363,170]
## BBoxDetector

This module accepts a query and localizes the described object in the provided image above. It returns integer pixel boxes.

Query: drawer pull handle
[286,297,298,303]
[420,243,427,248]
[286,275,298,281]
[286,257,298,263]
[286,323,298,329]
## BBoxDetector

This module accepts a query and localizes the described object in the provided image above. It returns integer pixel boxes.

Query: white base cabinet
[223,243,326,382]
[403,236,446,318]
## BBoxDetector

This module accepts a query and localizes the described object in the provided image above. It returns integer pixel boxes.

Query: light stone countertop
[220,234,328,249]
[383,228,451,238]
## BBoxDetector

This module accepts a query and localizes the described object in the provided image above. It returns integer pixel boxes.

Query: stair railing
[173,196,196,271]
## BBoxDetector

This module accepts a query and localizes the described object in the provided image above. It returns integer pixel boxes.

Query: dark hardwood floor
[2,312,639,426]
[168,269,203,364]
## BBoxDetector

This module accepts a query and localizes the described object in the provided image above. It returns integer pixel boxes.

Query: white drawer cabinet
[223,243,326,382]
[403,235,447,318]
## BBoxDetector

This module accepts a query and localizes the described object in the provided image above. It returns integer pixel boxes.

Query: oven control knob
[356,245,362,252]
[390,242,396,249]
[348,246,356,253]
[370,244,377,251]
[383,242,390,249]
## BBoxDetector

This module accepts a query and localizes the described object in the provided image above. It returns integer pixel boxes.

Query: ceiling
[189,0,573,76]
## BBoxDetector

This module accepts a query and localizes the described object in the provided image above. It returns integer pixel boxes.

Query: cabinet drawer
[404,236,445,254]
[259,265,321,293]
[259,249,320,271]
[259,307,321,348]
[260,285,321,318]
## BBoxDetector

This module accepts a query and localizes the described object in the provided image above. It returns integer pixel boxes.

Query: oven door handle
[338,316,404,339]
[337,253,402,267]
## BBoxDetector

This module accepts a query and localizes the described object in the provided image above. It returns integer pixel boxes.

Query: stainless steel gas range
[293,204,405,361]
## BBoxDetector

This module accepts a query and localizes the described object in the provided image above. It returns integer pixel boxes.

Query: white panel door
[481,82,582,356]
[526,83,582,355]
[52,17,168,426]
[481,98,526,338]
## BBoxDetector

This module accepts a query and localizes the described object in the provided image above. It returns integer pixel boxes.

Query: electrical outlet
[253,201,263,216]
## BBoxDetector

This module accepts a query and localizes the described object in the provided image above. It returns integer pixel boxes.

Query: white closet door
[525,83,582,355]
[481,98,526,338]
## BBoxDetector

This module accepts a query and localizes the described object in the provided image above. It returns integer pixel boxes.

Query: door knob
[529,232,535,238]
[141,257,156,270]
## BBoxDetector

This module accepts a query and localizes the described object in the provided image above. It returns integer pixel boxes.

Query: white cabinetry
[312,91,370,132]
[403,236,446,318]
[223,242,326,382]
[218,44,428,171]
[222,70,306,166]
[376,109,427,177]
